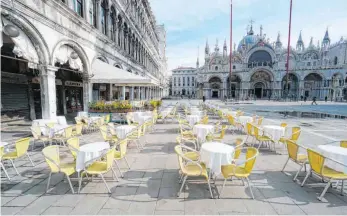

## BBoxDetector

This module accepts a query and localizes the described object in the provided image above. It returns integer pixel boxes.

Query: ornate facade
[1,0,167,120]
[171,67,197,97]
[194,24,347,100]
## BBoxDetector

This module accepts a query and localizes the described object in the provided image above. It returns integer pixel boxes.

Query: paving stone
[103,195,133,211]
[69,195,109,215]
[155,199,184,211]
[0,196,16,206]
[4,194,39,207]
[97,208,129,215]
[42,206,73,215]
[215,198,248,213]
[17,195,62,215]
[184,198,218,215]
[127,201,157,215]
[154,210,184,215]
[52,194,86,207]
[0,206,24,215]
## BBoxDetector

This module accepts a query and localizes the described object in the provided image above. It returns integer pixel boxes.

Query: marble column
[121,86,126,100]
[40,66,57,119]
[109,84,113,101]
[130,86,134,100]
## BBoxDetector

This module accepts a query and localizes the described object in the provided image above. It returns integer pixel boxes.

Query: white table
[237,116,253,126]
[193,124,215,143]
[186,115,201,126]
[263,125,285,143]
[87,116,102,125]
[318,145,347,173]
[32,119,58,135]
[55,116,68,126]
[48,125,70,138]
[0,142,9,147]
[160,110,171,117]
[200,142,235,175]
[137,115,152,124]
[191,111,204,116]
[115,125,136,139]
[76,142,110,172]
[77,112,88,117]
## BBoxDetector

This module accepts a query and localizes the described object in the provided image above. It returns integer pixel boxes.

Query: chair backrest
[280,123,288,128]
[0,146,4,159]
[105,114,111,123]
[174,145,187,174]
[234,138,245,160]
[15,137,31,157]
[291,127,301,141]
[75,124,83,136]
[253,126,260,138]
[99,125,109,140]
[219,125,227,138]
[67,137,80,159]
[31,126,41,139]
[246,123,253,136]
[126,116,132,125]
[75,117,82,124]
[118,139,128,158]
[307,148,325,174]
[105,148,115,171]
[257,117,263,125]
[64,126,73,138]
[227,115,235,126]
[286,140,299,161]
[46,122,56,128]
[340,140,347,148]
[244,147,258,173]
[42,145,60,172]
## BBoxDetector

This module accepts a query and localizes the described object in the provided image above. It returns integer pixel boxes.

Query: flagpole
[285,0,293,99]
[229,0,233,100]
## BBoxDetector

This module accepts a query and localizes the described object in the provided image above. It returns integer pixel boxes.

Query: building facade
[171,67,197,97]
[1,0,168,120]
[172,24,347,101]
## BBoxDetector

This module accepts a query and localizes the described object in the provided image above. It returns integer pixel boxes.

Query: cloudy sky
[149,0,347,73]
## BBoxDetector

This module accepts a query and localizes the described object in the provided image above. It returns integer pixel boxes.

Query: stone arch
[1,11,50,65]
[113,63,123,69]
[51,39,90,75]
[247,68,274,82]
[246,46,276,64]
[92,54,109,64]
[302,50,320,60]
[207,75,223,83]
[304,72,324,81]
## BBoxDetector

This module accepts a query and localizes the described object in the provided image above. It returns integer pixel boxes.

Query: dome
[237,34,260,52]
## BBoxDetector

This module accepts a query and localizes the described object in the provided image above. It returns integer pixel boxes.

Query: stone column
[121,86,126,100]
[82,78,92,112]
[40,66,57,119]
[27,82,36,120]
[109,84,113,100]
[96,0,102,31]
[130,86,134,100]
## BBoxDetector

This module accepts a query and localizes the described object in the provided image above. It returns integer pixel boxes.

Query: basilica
[172,24,347,101]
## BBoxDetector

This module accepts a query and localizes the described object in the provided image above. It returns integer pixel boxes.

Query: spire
[223,39,227,57]
[296,31,304,51]
[196,46,199,68]
[260,25,263,37]
[233,43,236,52]
[309,37,314,48]
[205,38,210,55]
[223,39,227,49]
[275,32,282,49]
[323,27,330,43]
[317,40,320,49]
[215,38,219,52]
[248,23,254,35]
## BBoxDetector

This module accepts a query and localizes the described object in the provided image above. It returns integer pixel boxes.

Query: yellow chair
[72,124,83,137]
[199,116,209,124]
[233,138,246,160]
[206,125,227,142]
[67,137,80,160]
[42,145,76,193]
[257,117,264,126]
[175,145,213,198]
[176,136,199,161]
[126,125,143,150]
[280,123,288,128]
[105,114,111,124]
[281,140,308,181]
[279,126,301,145]
[340,140,347,148]
[113,139,131,178]
[245,123,255,144]
[46,122,56,129]
[53,126,74,146]
[31,126,50,150]
[2,137,35,176]
[79,148,117,193]
[220,147,259,199]
[301,148,347,201]
[253,126,274,149]
[99,125,118,144]
[1,146,11,180]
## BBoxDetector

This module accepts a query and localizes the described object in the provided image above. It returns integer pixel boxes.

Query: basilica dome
[237,26,260,52]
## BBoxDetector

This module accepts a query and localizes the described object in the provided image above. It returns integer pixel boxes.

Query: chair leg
[66,175,75,194]
[341,180,344,196]
[46,172,52,192]
[78,172,84,193]
[100,174,111,193]
[9,159,20,175]
[31,140,36,151]
[219,178,227,198]
[207,178,214,199]
[124,157,131,170]
[301,171,311,187]
[113,160,124,178]
[178,175,188,197]
[1,162,11,180]
[293,163,305,181]
[246,177,255,199]
[26,153,35,166]
[281,158,290,172]
[318,179,332,201]
[111,167,119,182]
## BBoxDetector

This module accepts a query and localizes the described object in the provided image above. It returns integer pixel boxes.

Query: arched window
[233,65,236,69]
[115,64,121,69]
[110,7,116,42]
[73,0,84,17]
[101,0,107,35]
[334,56,338,65]
[89,0,97,27]
[215,66,218,71]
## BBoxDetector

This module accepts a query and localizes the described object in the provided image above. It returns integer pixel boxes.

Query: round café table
[238,116,253,126]
[76,142,110,172]
[318,145,347,173]
[186,115,201,126]
[193,124,215,144]
[263,125,286,152]
[191,110,204,116]
[115,125,136,139]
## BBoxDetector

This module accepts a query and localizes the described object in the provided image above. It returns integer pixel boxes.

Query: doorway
[212,91,219,98]
[254,82,264,99]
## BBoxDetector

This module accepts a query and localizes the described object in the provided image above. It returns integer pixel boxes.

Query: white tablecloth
[191,110,204,116]
[55,116,68,126]
[318,145,347,173]
[137,116,152,124]
[237,116,253,126]
[77,112,88,117]
[87,116,102,125]
[200,142,235,175]
[115,125,136,139]
[263,125,285,142]
[76,142,110,172]
[32,119,58,135]
[186,115,201,126]
[160,110,171,117]
[48,125,70,138]
[193,124,215,143]
[0,142,9,147]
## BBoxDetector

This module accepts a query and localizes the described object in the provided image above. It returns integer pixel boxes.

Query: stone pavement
[2,108,347,215]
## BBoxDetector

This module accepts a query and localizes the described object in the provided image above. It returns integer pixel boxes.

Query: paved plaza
[1,101,347,215]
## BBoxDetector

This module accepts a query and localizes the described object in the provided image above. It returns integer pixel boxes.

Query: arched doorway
[209,77,222,98]
[250,71,272,99]
[304,73,323,99]
[282,73,299,99]
[227,75,241,98]
[182,89,186,96]
[248,50,273,68]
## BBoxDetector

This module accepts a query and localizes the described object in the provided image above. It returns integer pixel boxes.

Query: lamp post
[285,0,293,100]
[229,0,233,100]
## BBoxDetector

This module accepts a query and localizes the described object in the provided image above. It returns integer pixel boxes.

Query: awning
[91,59,157,86]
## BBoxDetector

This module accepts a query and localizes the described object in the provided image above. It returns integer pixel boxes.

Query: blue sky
[149,0,347,72]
